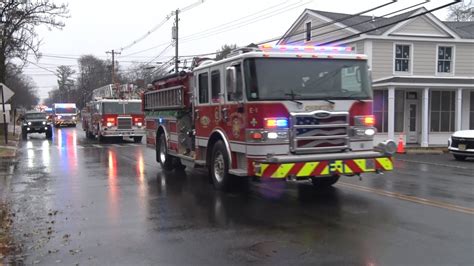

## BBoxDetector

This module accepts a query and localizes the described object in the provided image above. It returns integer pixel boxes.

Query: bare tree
[56,65,75,102]
[215,44,237,61]
[447,0,473,21]
[6,64,39,109]
[0,0,69,83]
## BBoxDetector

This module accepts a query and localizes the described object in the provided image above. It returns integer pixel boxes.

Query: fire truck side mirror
[226,66,237,99]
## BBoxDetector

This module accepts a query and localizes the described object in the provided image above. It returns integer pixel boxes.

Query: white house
[278,7,474,146]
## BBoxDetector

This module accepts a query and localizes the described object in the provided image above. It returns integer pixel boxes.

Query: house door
[406,101,418,144]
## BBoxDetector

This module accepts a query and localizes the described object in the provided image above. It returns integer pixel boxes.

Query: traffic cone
[397,134,406,154]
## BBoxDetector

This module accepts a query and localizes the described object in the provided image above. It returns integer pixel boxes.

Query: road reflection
[55,128,78,173]
[107,149,119,224]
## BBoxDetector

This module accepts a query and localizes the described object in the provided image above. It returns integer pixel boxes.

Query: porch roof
[372,76,474,88]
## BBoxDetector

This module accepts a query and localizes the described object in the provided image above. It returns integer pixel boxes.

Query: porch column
[387,86,395,140]
[456,88,463,131]
[421,87,429,147]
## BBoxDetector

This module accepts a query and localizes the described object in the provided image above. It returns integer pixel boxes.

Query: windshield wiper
[322,99,335,104]
[285,90,303,106]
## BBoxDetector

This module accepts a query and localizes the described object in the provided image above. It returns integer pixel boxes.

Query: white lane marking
[396,158,469,170]
[92,144,103,148]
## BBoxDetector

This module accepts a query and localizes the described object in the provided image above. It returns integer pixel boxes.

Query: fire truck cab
[145,45,396,190]
[82,84,145,142]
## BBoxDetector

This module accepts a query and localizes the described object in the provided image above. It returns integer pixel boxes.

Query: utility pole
[173,9,179,73]
[106,49,121,84]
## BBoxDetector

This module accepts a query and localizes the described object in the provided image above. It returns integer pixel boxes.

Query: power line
[180,0,292,40]
[180,0,311,43]
[319,0,460,45]
[256,0,398,45]
[285,0,430,44]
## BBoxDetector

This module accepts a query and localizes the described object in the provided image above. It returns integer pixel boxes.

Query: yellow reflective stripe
[296,162,319,177]
[376,157,393,170]
[354,159,375,172]
[321,165,330,175]
[344,163,354,174]
[256,164,269,177]
[272,163,294,178]
[329,160,344,173]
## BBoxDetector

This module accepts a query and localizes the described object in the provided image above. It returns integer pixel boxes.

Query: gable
[390,16,453,38]
[281,11,358,45]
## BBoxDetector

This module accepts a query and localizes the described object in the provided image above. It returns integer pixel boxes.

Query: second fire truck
[144,44,396,190]
[82,84,145,142]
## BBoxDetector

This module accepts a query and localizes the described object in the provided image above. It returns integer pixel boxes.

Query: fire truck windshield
[244,58,372,101]
[102,102,142,114]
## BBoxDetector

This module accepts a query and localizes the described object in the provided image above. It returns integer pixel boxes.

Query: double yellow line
[339,182,474,215]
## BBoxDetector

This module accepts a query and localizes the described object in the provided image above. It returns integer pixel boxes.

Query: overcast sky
[24,0,453,102]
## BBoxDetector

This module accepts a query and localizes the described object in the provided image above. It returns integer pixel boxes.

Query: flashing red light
[250,132,263,140]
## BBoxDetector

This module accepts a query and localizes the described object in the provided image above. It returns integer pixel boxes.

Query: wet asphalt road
[1,126,473,265]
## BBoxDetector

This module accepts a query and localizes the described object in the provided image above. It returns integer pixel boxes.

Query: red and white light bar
[259,44,353,53]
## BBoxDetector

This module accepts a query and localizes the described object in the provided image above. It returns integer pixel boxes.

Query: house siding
[356,41,364,54]
[455,43,474,76]
[371,40,393,80]
[283,14,353,45]
[412,41,435,76]
[391,16,449,37]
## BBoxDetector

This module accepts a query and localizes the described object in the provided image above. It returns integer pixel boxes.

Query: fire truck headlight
[57,115,62,119]
[267,132,278,139]
[106,122,113,127]
[72,116,76,120]
[137,122,143,127]
[42,121,46,125]
[364,128,375,136]
[27,122,32,125]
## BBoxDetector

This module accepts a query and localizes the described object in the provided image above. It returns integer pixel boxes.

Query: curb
[404,148,448,155]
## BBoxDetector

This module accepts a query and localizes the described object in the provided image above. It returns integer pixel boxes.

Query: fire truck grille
[291,112,349,153]
[117,117,132,130]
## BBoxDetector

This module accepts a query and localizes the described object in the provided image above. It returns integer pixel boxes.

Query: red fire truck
[82,84,145,142]
[144,44,396,190]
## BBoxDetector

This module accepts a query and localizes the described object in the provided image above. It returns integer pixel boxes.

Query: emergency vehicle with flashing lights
[82,84,145,143]
[52,103,78,127]
[144,44,396,190]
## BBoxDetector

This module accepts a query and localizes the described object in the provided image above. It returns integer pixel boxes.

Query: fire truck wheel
[453,154,466,161]
[311,175,340,188]
[158,133,174,171]
[133,136,143,143]
[210,140,231,190]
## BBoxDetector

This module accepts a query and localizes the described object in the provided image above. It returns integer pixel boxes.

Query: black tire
[210,140,231,190]
[133,136,143,143]
[46,130,52,139]
[21,130,27,140]
[311,175,340,188]
[453,154,467,161]
[157,133,174,171]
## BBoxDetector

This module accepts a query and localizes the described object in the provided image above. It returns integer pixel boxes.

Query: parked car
[448,130,474,161]
[20,111,53,140]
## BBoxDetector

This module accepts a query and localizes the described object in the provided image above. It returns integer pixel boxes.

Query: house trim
[373,82,474,88]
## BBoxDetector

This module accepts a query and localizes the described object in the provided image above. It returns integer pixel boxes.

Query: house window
[437,46,453,73]
[198,73,209,104]
[211,70,221,103]
[470,92,474,129]
[374,90,388,133]
[305,21,311,42]
[430,91,455,132]
[394,44,410,72]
